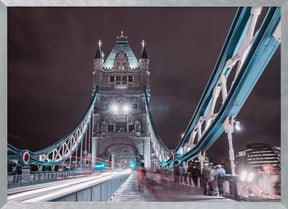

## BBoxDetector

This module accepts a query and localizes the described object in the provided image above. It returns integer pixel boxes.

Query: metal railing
[7,170,95,188]
[52,173,130,202]
[156,171,281,201]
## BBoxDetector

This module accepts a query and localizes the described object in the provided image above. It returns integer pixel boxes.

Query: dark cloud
[8,7,280,163]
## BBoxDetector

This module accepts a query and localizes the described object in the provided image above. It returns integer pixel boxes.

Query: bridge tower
[91,31,151,168]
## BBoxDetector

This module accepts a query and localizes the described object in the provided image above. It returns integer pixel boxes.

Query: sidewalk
[108,174,235,202]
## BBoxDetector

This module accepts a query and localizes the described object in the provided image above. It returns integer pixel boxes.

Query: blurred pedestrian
[136,163,146,191]
[214,164,226,196]
[202,163,213,195]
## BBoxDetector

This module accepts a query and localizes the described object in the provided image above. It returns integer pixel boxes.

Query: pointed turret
[94,40,103,59]
[93,40,104,91]
[140,40,148,59]
[94,40,104,70]
[139,40,150,90]
[139,40,150,71]
[95,48,101,59]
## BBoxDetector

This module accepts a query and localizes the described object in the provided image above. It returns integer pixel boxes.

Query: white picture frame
[0,1,287,209]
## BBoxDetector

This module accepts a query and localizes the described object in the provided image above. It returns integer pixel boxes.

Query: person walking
[202,163,212,195]
[215,164,226,196]
[136,163,146,192]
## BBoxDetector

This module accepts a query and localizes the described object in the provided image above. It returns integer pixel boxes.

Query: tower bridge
[92,31,151,169]
[7,7,281,202]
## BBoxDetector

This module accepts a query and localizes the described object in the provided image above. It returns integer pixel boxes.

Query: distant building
[236,143,280,173]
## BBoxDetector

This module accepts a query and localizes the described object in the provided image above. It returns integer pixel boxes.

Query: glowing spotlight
[110,104,119,114]
[235,121,241,131]
[247,172,254,182]
[240,170,247,181]
[122,104,131,113]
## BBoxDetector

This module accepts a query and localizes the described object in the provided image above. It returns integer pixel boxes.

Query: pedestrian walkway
[108,174,235,202]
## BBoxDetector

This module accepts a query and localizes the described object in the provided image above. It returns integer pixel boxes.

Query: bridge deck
[109,174,235,202]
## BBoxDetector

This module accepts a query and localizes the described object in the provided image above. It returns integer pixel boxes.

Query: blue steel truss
[8,87,98,166]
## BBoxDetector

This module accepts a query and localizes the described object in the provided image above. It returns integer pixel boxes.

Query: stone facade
[91,32,151,168]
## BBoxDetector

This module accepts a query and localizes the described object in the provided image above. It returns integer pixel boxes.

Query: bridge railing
[7,170,95,188]
[223,174,281,201]
[51,173,130,202]
[156,171,280,201]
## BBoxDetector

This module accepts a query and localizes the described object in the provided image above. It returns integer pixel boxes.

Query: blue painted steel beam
[174,7,252,152]
[178,7,280,162]
[7,87,99,166]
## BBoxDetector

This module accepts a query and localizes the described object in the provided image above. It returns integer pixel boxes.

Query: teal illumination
[103,40,139,69]
[129,162,136,169]
[95,163,106,169]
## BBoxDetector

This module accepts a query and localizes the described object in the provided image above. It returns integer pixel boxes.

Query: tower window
[133,103,137,109]
[116,123,127,132]
[128,125,135,132]
[117,62,121,70]
[108,125,114,132]
[109,76,115,82]
[128,75,133,82]
[123,63,127,70]
[122,76,127,84]
[116,76,121,84]
[104,103,109,110]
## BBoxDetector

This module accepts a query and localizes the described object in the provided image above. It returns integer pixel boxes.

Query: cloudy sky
[8,7,280,163]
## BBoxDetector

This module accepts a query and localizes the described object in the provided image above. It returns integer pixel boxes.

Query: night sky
[8,7,280,163]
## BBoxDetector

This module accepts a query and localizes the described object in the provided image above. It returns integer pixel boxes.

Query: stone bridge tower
[91,31,151,168]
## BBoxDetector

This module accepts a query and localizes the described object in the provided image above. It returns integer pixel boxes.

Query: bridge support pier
[111,153,116,169]
[92,137,97,168]
[198,151,205,174]
[223,117,236,175]
[144,138,151,168]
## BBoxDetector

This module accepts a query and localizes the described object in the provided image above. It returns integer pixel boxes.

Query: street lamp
[235,121,241,131]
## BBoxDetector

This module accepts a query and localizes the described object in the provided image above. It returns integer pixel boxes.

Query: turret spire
[95,39,103,59]
[141,40,146,49]
[140,40,148,59]
[98,40,102,49]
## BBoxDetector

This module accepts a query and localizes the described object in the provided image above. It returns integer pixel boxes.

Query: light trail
[8,169,131,202]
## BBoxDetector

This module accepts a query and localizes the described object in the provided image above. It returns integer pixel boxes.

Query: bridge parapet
[157,171,280,201]
[8,169,131,202]
[8,170,95,188]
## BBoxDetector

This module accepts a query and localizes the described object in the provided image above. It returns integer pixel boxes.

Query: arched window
[117,62,121,70]
[123,62,127,70]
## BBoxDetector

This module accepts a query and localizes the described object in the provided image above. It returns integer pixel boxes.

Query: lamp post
[223,117,241,175]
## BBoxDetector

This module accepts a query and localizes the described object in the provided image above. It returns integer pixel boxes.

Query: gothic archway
[106,144,138,168]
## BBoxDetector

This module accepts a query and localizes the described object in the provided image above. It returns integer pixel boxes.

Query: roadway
[7,169,131,202]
